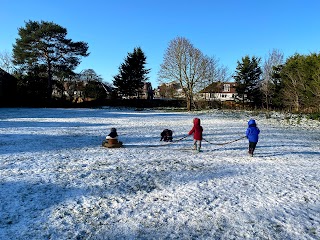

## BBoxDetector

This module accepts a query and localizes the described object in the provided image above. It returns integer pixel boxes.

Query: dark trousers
[249,142,257,154]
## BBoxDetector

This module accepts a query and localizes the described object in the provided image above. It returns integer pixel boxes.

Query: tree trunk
[266,94,269,111]
[242,96,245,109]
[47,61,52,101]
[186,97,192,111]
[294,94,300,112]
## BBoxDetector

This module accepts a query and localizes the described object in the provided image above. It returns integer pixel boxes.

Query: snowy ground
[0,107,319,240]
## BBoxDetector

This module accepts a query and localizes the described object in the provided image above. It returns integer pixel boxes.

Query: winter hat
[248,119,256,126]
[110,128,117,132]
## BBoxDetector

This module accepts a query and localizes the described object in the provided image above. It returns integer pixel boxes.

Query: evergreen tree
[233,55,262,108]
[113,47,150,98]
[270,64,285,110]
[12,20,89,100]
[280,53,320,112]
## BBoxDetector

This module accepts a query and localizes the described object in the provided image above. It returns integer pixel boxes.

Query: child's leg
[193,139,197,149]
[197,140,202,151]
[248,142,253,155]
[251,142,257,154]
[249,142,257,155]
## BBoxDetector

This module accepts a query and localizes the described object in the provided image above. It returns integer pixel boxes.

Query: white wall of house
[200,92,236,101]
[198,83,241,102]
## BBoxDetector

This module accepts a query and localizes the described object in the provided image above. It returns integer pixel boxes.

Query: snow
[0,107,319,239]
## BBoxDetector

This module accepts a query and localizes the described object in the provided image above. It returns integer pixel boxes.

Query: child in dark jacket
[160,129,173,142]
[106,127,118,139]
[103,127,123,148]
[246,119,260,156]
[188,118,203,152]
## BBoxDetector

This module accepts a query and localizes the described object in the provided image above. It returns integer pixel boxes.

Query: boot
[248,148,253,157]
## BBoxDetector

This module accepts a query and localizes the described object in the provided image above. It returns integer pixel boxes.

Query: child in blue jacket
[246,119,260,156]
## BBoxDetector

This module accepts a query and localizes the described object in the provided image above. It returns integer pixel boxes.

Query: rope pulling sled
[102,133,246,148]
[135,135,246,148]
[202,136,247,146]
[136,135,190,148]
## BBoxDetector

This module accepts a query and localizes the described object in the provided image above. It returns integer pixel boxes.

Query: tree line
[1,20,319,113]
[233,51,320,113]
[0,20,150,105]
[158,37,320,113]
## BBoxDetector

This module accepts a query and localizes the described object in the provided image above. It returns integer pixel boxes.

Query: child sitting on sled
[103,127,123,148]
[160,129,173,142]
[106,127,118,140]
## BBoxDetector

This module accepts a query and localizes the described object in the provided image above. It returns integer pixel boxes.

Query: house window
[223,84,230,92]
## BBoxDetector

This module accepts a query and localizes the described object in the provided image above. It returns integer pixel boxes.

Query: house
[52,79,113,102]
[116,81,154,99]
[141,82,154,100]
[199,82,238,102]
[154,81,184,99]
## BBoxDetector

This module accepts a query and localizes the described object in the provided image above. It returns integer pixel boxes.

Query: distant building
[154,81,184,99]
[142,82,154,100]
[52,79,113,102]
[199,82,238,102]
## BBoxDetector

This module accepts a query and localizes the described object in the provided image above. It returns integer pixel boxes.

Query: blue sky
[1,0,320,87]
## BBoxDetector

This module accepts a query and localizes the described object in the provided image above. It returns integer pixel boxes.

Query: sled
[102,138,123,148]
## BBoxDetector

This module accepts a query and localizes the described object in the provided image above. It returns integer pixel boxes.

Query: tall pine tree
[12,20,89,100]
[113,47,150,98]
[233,55,262,108]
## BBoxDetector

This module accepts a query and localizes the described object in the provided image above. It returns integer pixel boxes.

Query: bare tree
[0,51,16,74]
[201,57,231,89]
[310,68,320,111]
[80,69,103,82]
[261,49,284,111]
[282,69,306,112]
[158,37,214,111]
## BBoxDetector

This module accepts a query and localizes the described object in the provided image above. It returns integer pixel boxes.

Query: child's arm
[246,128,250,138]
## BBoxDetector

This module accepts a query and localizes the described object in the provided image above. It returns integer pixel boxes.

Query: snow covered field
[0,107,319,240]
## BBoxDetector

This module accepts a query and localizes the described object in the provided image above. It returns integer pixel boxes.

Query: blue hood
[248,119,256,126]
